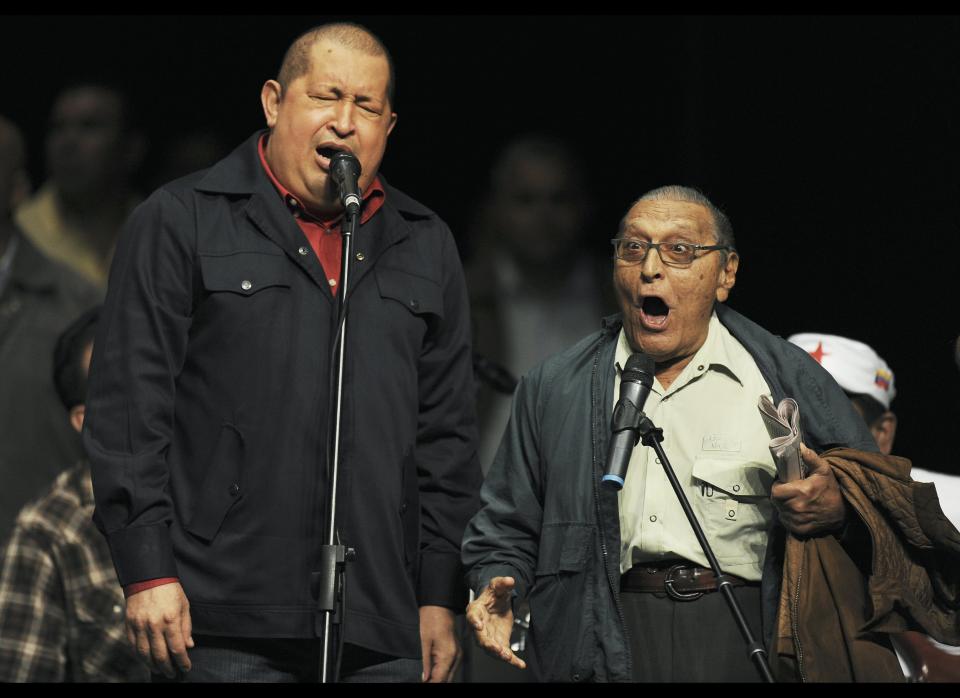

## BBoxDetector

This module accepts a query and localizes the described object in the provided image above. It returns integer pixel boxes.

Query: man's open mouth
[638,296,670,329]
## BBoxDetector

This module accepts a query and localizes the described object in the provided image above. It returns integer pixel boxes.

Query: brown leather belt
[620,561,755,601]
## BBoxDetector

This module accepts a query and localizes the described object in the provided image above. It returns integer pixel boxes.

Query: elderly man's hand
[125,581,193,678]
[465,576,526,670]
[770,443,847,537]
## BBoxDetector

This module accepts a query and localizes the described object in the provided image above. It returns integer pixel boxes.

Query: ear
[261,80,283,129]
[69,404,85,434]
[871,411,897,455]
[715,251,739,303]
[386,111,398,137]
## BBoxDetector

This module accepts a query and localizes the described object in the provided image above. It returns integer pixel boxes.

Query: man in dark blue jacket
[463,186,879,681]
[84,22,481,682]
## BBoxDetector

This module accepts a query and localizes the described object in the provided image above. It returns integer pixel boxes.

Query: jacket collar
[194,131,434,297]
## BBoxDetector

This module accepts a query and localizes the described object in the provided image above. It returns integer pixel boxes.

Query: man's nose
[331,100,356,136]
[640,246,664,281]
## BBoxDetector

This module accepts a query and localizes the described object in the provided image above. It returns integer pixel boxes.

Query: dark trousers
[622,584,765,682]
[153,637,422,683]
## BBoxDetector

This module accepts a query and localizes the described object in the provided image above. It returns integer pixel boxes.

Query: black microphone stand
[634,412,776,683]
[315,202,359,684]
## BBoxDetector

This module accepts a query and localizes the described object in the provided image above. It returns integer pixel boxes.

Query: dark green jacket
[462,303,878,682]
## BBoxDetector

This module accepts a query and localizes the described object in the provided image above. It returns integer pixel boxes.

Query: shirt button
[229,483,240,497]
[728,510,736,517]
[356,252,365,261]
[697,365,704,371]
[655,458,661,464]
[298,246,309,256]
[328,279,337,287]
[241,280,252,291]
[733,485,741,493]
[649,515,657,523]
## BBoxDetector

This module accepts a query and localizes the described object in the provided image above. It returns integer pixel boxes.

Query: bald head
[277,22,395,106]
[0,115,29,222]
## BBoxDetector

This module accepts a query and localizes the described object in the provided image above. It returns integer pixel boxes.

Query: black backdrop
[4,15,958,473]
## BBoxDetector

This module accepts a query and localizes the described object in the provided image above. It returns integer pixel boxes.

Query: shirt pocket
[691,457,774,561]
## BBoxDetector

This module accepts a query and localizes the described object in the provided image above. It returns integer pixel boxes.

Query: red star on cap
[809,341,828,364]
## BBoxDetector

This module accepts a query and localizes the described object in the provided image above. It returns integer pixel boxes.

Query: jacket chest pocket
[199,252,292,298]
[374,268,444,339]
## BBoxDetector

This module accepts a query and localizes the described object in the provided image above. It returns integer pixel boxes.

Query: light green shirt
[616,312,777,581]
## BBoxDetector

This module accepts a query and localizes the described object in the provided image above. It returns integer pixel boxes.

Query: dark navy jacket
[84,132,482,658]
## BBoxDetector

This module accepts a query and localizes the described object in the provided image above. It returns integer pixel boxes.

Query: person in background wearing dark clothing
[0,306,148,682]
[0,115,101,544]
[84,22,481,683]
[463,186,957,681]
[15,83,145,289]
[467,136,614,476]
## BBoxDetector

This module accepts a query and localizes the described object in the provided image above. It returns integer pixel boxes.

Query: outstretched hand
[465,576,526,670]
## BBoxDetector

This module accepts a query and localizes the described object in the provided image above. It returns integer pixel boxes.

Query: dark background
[3,15,958,473]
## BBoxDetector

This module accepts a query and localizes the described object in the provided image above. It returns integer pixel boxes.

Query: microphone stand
[316,204,359,683]
[634,412,776,683]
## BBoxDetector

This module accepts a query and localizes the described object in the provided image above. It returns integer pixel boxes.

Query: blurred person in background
[0,306,148,682]
[0,115,100,544]
[467,135,614,474]
[789,332,960,681]
[15,82,145,289]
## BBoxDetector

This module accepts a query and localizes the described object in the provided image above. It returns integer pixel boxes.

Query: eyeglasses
[610,237,732,267]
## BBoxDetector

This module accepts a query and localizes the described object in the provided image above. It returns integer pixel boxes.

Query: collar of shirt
[615,310,743,398]
[257,133,385,228]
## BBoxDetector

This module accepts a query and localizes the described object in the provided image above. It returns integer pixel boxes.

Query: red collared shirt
[257,134,385,291]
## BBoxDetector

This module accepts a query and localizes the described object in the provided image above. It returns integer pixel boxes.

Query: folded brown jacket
[773,448,960,682]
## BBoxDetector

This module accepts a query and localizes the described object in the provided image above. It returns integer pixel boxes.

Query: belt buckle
[664,563,703,602]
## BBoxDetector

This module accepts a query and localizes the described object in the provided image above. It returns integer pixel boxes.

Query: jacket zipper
[590,335,632,681]
[791,559,807,682]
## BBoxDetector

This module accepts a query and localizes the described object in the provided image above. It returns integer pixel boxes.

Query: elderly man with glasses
[460,185,920,682]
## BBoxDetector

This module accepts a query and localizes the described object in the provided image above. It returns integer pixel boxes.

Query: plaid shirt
[0,462,148,682]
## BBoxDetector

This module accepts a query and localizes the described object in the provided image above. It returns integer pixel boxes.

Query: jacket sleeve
[83,189,195,586]
[461,368,545,601]
[412,227,483,609]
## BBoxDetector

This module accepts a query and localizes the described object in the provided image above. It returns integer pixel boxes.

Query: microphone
[602,352,655,490]
[330,152,362,217]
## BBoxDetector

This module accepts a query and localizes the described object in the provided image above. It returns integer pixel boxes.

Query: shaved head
[277,22,395,106]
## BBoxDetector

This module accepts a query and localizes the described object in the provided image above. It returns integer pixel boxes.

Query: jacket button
[241,280,252,291]
[400,503,408,514]
[229,483,240,497]
[409,299,419,310]
[572,673,581,682]
[298,246,309,256]
[356,252,365,261]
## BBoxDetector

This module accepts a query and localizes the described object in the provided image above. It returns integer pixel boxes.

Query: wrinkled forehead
[621,199,714,240]
[302,40,391,98]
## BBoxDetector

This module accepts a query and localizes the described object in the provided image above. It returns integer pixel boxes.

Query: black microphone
[602,352,655,490]
[330,152,362,218]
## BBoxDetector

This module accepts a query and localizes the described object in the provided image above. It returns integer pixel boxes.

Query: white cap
[787,333,896,409]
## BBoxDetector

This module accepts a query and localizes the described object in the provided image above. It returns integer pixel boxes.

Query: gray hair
[622,185,736,254]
